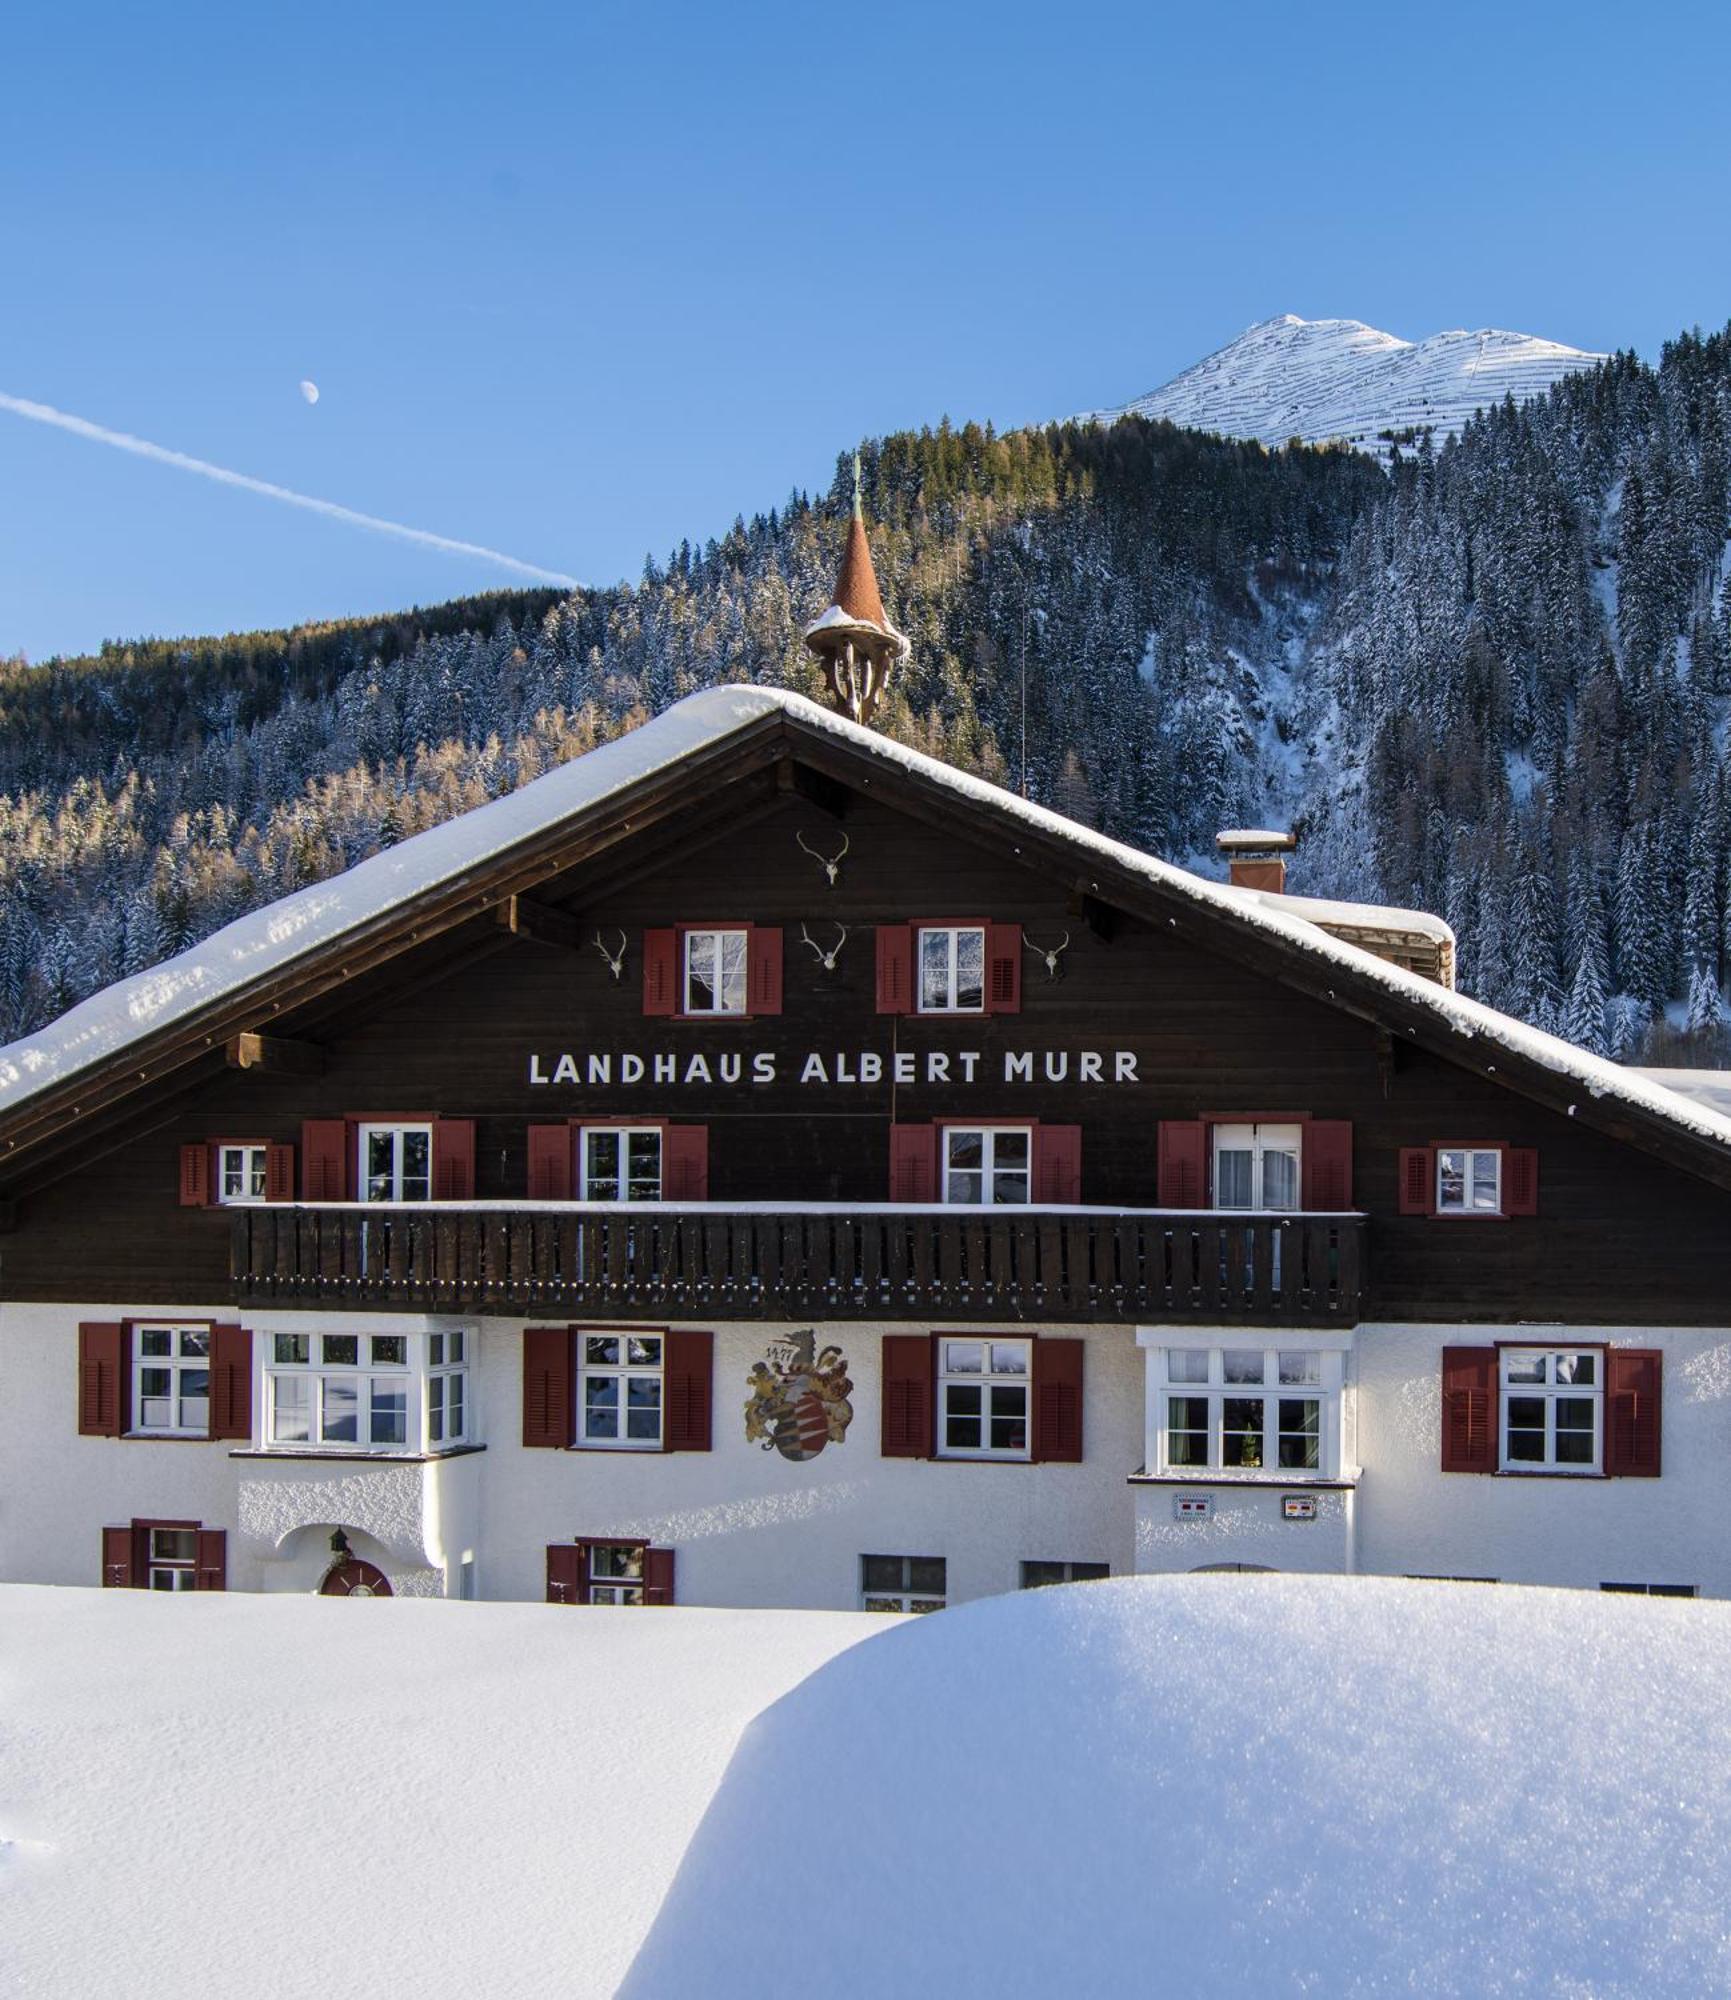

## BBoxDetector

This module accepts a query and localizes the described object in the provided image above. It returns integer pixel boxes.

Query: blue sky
[4,0,1729,662]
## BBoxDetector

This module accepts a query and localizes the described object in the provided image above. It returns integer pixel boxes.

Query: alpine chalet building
[1,517,1727,1609]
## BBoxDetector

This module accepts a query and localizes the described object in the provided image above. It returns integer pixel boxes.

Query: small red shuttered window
[880,1333,1085,1461]
[874,922,1022,1014]
[101,1523,226,1589]
[1606,1349,1662,1477]
[887,1123,1081,1203]
[179,1141,296,1206]
[521,1326,712,1451]
[299,1118,475,1200]
[546,1542,676,1605]
[526,1121,708,1200]
[1400,1144,1538,1217]
[643,926,783,1017]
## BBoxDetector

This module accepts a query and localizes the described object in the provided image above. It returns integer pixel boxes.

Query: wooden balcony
[230,1204,1365,1323]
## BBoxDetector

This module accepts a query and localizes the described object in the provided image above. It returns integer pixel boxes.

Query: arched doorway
[320,1558,393,1597]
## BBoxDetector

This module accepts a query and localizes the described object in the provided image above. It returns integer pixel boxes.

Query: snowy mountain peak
[1082,313,1605,456]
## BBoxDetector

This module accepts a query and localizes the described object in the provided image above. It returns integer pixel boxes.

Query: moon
[298,379,320,405]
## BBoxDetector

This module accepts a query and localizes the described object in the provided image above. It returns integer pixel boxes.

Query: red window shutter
[78,1321,126,1437]
[1504,1147,1539,1216]
[264,1143,296,1203]
[194,1529,227,1591]
[644,1547,676,1606]
[208,1324,252,1441]
[101,1524,137,1588]
[1606,1349,1662,1477]
[643,928,677,1016]
[300,1119,351,1201]
[1034,1124,1082,1204]
[1157,1120,1208,1208]
[888,1122,937,1203]
[881,1333,936,1457]
[1303,1121,1354,1210]
[178,1142,212,1207]
[1398,1147,1435,1216]
[1440,1346,1498,1473]
[665,1125,710,1201]
[527,1124,574,1201]
[663,1329,714,1452]
[522,1326,575,1449]
[748,926,783,1015]
[1032,1336,1085,1462]
[985,922,1023,1013]
[875,924,913,1014]
[546,1544,583,1605]
[433,1119,476,1200]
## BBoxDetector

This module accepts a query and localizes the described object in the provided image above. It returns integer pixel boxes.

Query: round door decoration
[320,1558,393,1598]
[745,1330,853,1462]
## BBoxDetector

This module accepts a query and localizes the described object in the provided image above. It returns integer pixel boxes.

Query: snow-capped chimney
[1217,828,1297,895]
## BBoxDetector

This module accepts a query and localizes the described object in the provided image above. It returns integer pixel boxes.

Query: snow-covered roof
[1,684,1728,1166]
[1631,1068,1731,1121]
[1217,882,1457,949]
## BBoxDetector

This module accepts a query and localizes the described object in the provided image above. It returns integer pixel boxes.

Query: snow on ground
[6,1579,1730,1999]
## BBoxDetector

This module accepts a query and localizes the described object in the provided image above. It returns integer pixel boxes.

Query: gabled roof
[1,685,1729,1187]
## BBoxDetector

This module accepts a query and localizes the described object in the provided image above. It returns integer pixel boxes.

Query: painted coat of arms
[745,1330,854,1461]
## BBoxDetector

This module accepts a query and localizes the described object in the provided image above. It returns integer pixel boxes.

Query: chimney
[1217,828,1297,895]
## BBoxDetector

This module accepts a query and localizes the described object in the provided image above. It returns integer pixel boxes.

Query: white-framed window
[427,1329,468,1447]
[217,1144,268,1206]
[1212,1123,1302,1210]
[359,1122,433,1203]
[861,1554,946,1613]
[1601,1582,1696,1597]
[579,1332,663,1449]
[134,1324,211,1435]
[581,1126,663,1201]
[683,929,748,1015]
[587,1542,648,1606]
[917,925,986,1013]
[1155,1345,1335,1476]
[262,1328,471,1453]
[942,1126,1031,1205]
[145,1526,199,1592]
[937,1336,1030,1459]
[1437,1147,1502,1215]
[1500,1348,1601,1473]
[1021,1560,1109,1589]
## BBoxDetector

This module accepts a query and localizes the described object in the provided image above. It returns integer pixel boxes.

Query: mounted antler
[796,829,849,887]
[593,929,628,981]
[800,922,849,973]
[1024,930,1070,979]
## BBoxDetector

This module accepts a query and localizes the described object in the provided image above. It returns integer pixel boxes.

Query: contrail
[0,390,582,589]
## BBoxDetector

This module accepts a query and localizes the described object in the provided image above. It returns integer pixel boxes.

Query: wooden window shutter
[665,1126,710,1201]
[546,1544,584,1605]
[663,1329,714,1452]
[264,1143,296,1203]
[644,1547,676,1606]
[1504,1147,1539,1216]
[433,1119,476,1200]
[880,1333,936,1457]
[985,922,1022,1014]
[194,1529,228,1591]
[1398,1147,1434,1216]
[101,1524,137,1588]
[1034,1124,1082,1204]
[748,927,783,1015]
[643,928,678,1016]
[1031,1336,1085,1462]
[1303,1121,1354,1210]
[888,1123,937,1203]
[527,1123,574,1201]
[208,1324,253,1441]
[875,924,913,1014]
[1606,1349,1662,1477]
[1440,1346,1498,1473]
[178,1142,212,1207]
[78,1321,126,1437]
[522,1326,576,1449]
[300,1119,351,1201]
[1157,1120,1208,1208]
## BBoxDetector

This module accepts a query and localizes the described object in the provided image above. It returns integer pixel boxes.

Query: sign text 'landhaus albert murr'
[526,1046,1145,1088]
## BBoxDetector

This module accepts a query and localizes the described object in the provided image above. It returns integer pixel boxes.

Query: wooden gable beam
[496,894,585,952]
[226,1032,325,1077]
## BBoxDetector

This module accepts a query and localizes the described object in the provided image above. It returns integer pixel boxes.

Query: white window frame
[1436,1145,1503,1217]
[941,1125,1032,1205]
[1151,1343,1341,1479]
[133,1322,212,1436]
[258,1327,472,1455]
[216,1143,269,1206]
[1211,1122,1302,1211]
[578,1331,664,1450]
[586,1541,648,1606]
[145,1525,200,1592]
[860,1554,946,1613]
[682,928,749,1016]
[358,1122,434,1203]
[1499,1347,1602,1474]
[579,1125,664,1202]
[916,925,987,1014]
[426,1329,469,1448]
[936,1335,1032,1461]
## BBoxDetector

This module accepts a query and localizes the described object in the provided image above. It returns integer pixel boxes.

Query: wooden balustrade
[231,1205,1365,1323]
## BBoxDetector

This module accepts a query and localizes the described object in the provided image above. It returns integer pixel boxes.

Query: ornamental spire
[802,454,909,727]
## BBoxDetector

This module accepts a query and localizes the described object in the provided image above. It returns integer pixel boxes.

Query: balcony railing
[230,1204,1365,1323]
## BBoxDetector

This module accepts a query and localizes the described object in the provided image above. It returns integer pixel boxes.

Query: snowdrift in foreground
[625,1577,1731,1999]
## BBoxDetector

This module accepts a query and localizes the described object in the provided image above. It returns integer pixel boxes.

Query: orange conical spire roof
[832,508,889,630]
[802,453,909,726]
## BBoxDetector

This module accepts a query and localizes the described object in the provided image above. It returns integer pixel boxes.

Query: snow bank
[625,1576,1731,1999]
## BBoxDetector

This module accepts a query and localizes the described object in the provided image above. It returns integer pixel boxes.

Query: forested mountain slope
[3,323,1728,1065]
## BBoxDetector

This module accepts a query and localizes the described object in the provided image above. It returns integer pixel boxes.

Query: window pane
[370,1336,406,1366]
[1437,1150,1465,1209]
[1167,1396,1209,1466]
[861,1555,904,1595]
[626,1376,662,1441]
[1221,1398,1265,1467]
[401,1130,431,1200]
[908,1558,946,1596]
[272,1374,311,1442]
[592,1544,644,1581]
[718,931,748,1011]
[584,1377,619,1438]
[627,1130,662,1200]
[178,1369,209,1432]
[1278,1351,1322,1385]
[274,1333,310,1365]
[140,1329,172,1358]
[627,1336,662,1366]
[1022,1561,1067,1589]
[1223,1350,1266,1384]
[585,1336,620,1366]
[151,1528,197,1564]
[1168,1350,1210,1385]
[429,1334,445,1367]
[947,1170,983,1204]
[1470,1152,1501,1210]
[428,1375,445,1443]
[954,929,985,1011]
[366,1130,395,1201]
[947,1130,984,1171]
[1556,1352,1595,1387]
[993,1130,1029,1167]
[323,1335,359,1366]
[370,1383,407,1446]
[1505,1354,1545,1384]
[322,1378,359,1444]
[1262,1149,1300,1209]
[1278,1399,1321,1470]
[1216,1149,1253,1209]
[178,1328,210,1358]
[585,1130,620,1197]
[447,1331,465,1364]
[919,930,950,1010]
[989,1343,1029,1375]
[944,1341,984,1375]
[446,1376,465,1440]
[991,1166,1030,1204]
[248,1151,268,1198]
[988,1385,1027,1452]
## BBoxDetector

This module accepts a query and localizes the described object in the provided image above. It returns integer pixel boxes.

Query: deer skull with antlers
[593,929,628,981]
[800,922,849,973]
[796,829,849,887]
[1024,930,1070,979]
